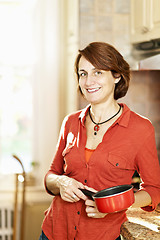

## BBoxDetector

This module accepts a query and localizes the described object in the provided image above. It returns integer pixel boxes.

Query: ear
[114,76,121,84]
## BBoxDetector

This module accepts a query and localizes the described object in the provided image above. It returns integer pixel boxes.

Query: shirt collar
[79,103,131,128]
[79,104,91,127]
[117,103,131,127]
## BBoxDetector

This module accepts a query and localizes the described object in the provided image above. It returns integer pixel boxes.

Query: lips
[87,87,100,93]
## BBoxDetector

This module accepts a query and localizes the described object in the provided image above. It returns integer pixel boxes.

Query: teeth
[87,88,100,93]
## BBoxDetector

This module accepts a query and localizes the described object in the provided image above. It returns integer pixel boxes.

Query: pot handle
[79,188,95,200]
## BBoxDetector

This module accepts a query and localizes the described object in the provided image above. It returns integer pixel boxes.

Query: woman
[39,42,160,240]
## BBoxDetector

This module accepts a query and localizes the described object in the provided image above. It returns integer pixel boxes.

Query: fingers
[85,199,95,207]
[72,193,76,199]
[85,199,107,218]
[74,188,88,201]
[59,177,96,203]
[59,177,87,202]
[61,188,88,202]
[85,199,97,217]
[85,203,97,218]
[84,185,97,193]
[60,189,79,202]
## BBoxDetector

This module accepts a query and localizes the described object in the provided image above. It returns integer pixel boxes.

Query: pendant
[94,124,100,135]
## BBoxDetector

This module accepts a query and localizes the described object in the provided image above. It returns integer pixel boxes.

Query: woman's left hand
[85,199,108,218]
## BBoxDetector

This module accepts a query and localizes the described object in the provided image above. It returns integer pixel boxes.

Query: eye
[79,72,87,78]
[95,71,102,76]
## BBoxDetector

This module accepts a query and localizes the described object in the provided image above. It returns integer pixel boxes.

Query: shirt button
[84,179,87,183]
[77,211,80,215]
[116,163,119,166]
[75,226,77,230]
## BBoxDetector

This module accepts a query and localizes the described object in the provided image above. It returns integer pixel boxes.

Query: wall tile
[148,70,160,83]
[79,0,131,58]
[113,15,130,54]
[152,120,160,134]
[131,71,149,83]
[114,0,130,13]
[148,83,160,101]
[96,31,113,44]
[79,31,96,49]
[129,83,148,103]
[80,0,96,14]
[113,15,130,40]
[80,15,96,32]
[97,0,113,14]
[97,16,112,31]
[148,102,160,119]
[155,136,160,150]
[129,102,147,117]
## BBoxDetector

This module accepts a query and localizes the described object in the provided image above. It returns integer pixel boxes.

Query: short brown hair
[75,42,130,100]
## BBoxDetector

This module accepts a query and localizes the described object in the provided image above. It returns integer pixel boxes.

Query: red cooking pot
[80,184,134,213]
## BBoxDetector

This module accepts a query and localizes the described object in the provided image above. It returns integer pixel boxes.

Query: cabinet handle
[141,26,149,34]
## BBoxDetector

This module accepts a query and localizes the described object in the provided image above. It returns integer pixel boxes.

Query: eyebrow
[78,67,96,72]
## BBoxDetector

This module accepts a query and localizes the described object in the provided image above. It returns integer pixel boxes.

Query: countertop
[121,207,160,239]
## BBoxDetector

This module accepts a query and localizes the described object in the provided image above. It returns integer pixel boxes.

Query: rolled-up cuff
[140,186,160,212]
[44,171,55,196]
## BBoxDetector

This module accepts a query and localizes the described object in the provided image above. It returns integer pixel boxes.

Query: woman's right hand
[58,176,87,203]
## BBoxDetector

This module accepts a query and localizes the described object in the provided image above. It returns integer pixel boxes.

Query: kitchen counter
[121,207,160,239]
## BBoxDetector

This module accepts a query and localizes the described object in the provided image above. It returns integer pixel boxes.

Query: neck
[90,101,120,123]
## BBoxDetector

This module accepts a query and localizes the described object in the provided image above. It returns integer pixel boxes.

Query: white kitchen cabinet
[130,0,160,43]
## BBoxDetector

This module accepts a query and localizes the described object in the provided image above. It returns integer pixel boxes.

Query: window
[0,0,36,173]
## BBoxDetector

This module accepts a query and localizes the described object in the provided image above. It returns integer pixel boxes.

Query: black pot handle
[79,188,95,200]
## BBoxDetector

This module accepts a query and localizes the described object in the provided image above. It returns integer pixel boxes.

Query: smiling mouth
[87,87,100,93]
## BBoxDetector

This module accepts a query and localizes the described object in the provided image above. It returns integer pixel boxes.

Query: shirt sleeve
[44,116,69,195]
[135,127,160,211]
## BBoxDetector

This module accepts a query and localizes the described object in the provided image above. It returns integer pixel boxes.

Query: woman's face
[78,56,120,104]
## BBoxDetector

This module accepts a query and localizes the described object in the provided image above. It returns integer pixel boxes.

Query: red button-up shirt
[42,104,160,240]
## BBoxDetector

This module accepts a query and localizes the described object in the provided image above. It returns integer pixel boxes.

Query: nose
[85,73,95,86]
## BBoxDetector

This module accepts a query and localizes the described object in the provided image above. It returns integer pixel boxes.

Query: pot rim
[93,184,133,199]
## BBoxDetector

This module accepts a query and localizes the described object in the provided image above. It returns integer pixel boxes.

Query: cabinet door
[148,0,160,39]
[130,0,149,43]
[130,0,160,43]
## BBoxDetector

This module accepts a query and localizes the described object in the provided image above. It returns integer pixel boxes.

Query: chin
[88,99,101,105]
